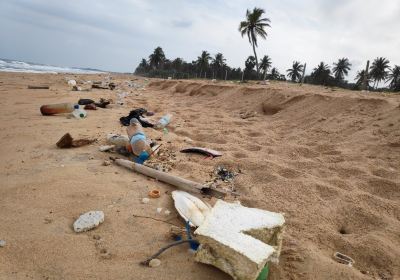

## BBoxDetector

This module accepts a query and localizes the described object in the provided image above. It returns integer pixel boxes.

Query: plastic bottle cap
[80,113,84,118]
[74,104,79,109]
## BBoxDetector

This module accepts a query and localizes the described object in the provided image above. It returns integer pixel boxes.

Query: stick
[28,85,49,89]
[140,239,199,266]
[132,214,179,227]
[114,158,226,198]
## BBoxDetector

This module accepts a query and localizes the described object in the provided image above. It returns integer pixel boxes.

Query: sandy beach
[0,72,399,280]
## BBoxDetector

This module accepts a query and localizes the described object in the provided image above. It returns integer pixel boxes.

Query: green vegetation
[134,7,399,92]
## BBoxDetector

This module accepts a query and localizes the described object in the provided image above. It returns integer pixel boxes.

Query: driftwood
[114,158,226,198]
[28,85,49,89]
[56,133,96,148]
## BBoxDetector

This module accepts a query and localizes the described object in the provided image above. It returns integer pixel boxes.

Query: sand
[0,72,399,280]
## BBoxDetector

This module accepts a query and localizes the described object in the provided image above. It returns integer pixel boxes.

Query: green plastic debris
[256,264,269,280]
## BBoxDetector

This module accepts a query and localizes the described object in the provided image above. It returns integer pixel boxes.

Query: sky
[1,0,399,80]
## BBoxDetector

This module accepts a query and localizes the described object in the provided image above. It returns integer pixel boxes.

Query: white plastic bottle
[71,105,87,119]
[155,114,172,129]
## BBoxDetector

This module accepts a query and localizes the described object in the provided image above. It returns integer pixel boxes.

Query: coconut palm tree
[239,7,271,78]
[387,65,400,91]
[148,47,166,69]
[269,67,280,80]
[197,51,211,78]
[311,62,331,85]
[370,57,390,89]
[355,70,370,89]
[260,55,272,80]
[332,58,351,81]
[211,53,226,79]
[286,61,304,82]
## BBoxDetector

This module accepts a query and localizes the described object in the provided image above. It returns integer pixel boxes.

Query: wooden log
[28,85,49,89]
[114,158,226,198]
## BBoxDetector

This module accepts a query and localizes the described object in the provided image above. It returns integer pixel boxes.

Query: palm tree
[311,62,331,85]
[355,70,370,89]
[370,57,390,89]
[245,56,256,79]
[211,53,226,79]
[269,67,280,80]
[148,47,166,69]
[197,51,211,78]
[239,7,271,78]
[260,55,272,80]
[286,61,304,82]
[387,65,400,91]
[332,58,351,81]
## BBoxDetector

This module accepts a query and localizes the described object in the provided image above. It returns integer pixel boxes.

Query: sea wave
[0,58,106,74]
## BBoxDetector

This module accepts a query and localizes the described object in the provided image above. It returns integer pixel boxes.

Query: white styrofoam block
[195,200,285,280]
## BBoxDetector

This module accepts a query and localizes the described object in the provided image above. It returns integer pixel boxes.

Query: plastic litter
[154,114,172,129]
[333,252,354,266]
[148,189,161,198]
[71,105,87,119]
[171,190,211,227]
[40,103,76,116]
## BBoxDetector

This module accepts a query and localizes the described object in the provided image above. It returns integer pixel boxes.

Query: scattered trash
[148,189,161,198]
[108,82,116,90]
[71,85,83,91]
[99,145,115,152]
[84,103,97,110]
[146,111,155,116]
[120,108,154,127]
[142,198,150,204]
[73,210,104,233]
[333,252,354,266]
[113,158,227,198]
[194,200,285,280]
[68,80,77,87]
[70,105,87,119]
[172,190,211,227]
[40,102,76,116]
[149,258,161,268]
[92,84,109,90]
[141,239,199,267]
[102,160,111,166]
[106,134,129,147]
[56,133,96,148]
[164,210,171,215]
[94,98,111,108]
[127,118,152,163]
[0,240,6,247]
[28,85,49,89]
[154,114,172,129]
[180,147,222,158]
[156,207,163,214]
[78,99,95,105]
[215,166,236,182]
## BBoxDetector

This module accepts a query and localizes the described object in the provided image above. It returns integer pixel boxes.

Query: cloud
[171,19,193,28]
[0,0,399,80]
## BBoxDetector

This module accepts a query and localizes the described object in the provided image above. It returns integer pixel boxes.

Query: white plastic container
[71,105,87,119]
[155,114,172,129]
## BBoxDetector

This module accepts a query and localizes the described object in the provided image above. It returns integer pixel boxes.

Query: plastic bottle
[106,133,129,147]
[71,105,87,119]
[155,114,172,129]
[127,118,151,163]
[40,103,75,116]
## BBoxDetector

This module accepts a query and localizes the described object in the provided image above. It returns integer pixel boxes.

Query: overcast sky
[1,0,399,80]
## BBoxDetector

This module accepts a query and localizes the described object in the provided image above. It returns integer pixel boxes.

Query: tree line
[134,7,399,92]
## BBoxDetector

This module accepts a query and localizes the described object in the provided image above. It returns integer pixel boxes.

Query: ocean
[0,58,106,74]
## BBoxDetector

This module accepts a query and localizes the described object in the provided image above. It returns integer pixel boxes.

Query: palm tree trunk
[199,69,203,79]
[263,69,267,80]
[252,42,259,79]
